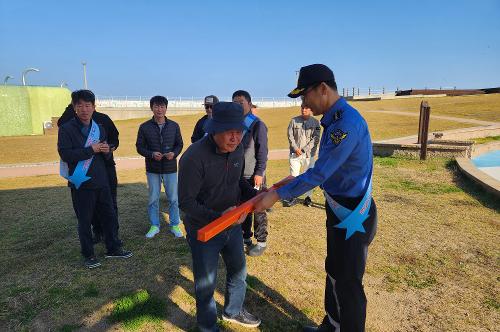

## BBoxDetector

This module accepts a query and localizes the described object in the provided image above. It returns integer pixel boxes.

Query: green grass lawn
[0,158,498,331]
[3,93,495,164]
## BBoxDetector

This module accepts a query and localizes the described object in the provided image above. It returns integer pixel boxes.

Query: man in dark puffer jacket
[136,96,184,238]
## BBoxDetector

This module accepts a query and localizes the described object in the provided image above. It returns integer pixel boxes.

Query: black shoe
[243,238,253,250]
[282,198,297,207]
[222,308,261,328]
[302,325,333,332]
[303,316,335,332]
[304,196,312,207]
[105,249,133,259]
[84,256,101,269]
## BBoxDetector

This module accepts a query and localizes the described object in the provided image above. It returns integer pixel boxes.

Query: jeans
[146,172,180,227]
[186,225,247,332]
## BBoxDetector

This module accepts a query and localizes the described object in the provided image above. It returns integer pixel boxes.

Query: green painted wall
[0,86,71,136]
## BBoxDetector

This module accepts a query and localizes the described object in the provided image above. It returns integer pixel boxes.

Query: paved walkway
[365,110,498,126]
[375,123,500,144]
[0,149,290,179]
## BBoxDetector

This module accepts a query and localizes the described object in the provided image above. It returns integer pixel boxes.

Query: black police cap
[288,64,335,98]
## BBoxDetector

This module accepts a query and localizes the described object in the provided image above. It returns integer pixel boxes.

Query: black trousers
[71,186,121,258]
[323,198,377,332]
[242,176,268,243]
[91,165,118,236]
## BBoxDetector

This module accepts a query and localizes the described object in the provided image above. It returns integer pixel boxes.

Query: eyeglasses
[204,105,213,110]
[300,83,321,101]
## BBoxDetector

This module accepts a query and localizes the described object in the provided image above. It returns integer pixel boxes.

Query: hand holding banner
[197,176,294,242]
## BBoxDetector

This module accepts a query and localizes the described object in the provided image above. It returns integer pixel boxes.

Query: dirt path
[375,123,500,144]
[0,149,290,179]
[365,110,498,126]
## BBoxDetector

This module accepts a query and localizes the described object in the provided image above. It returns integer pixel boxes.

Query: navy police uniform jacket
[277,97,372,201]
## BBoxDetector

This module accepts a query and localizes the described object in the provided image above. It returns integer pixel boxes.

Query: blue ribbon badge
[242,112,258,137]
[324,168,373,240]
[59,120,100,189]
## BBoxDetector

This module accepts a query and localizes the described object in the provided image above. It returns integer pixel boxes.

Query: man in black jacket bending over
[58,90,132,269]
[179,102,261,332]
[136,96,184,239]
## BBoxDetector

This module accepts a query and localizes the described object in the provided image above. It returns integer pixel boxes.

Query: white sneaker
[145,225,160,238]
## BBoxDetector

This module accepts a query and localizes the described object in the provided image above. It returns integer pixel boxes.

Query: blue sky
[1,0,499,97]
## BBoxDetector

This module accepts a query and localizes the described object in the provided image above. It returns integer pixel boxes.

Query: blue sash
[59,120,100,189]
[242,113,258,137]
[324,167,373,240]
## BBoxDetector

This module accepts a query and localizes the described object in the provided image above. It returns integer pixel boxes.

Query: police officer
[254,64,377,332]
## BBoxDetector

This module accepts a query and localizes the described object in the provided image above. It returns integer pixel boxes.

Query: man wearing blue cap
[179,102,261,332]
[254,64,377,332]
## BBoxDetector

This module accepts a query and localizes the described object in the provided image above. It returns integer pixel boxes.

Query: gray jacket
[178,135,257,230]
[242,118,268,178]
[287,116,321,157]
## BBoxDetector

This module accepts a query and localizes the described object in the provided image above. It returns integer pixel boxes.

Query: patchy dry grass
[3,94,498,164]
[352,93,500,122]
[0,157,498,331]
[473,135,500,145]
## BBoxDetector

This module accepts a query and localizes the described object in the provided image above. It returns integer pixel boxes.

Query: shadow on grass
[0,182,315,331]
[245,274,316,331]
[280,198,325,210]
[446,160,500,213]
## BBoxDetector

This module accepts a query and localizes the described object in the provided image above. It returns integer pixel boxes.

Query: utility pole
[82,61,88,89]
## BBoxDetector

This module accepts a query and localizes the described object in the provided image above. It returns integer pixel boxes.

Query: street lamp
[22,68,40,86]
[82,61,88,89]
[3,75,14,85]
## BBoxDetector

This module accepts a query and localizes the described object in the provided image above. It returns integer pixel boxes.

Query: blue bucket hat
[203,102,245,134]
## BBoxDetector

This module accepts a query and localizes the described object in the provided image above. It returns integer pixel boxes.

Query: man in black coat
[179,102,261,331]
[57,90,132,269]
[136,96,184,239]
[58,100,120,243]
[191,95,219,143]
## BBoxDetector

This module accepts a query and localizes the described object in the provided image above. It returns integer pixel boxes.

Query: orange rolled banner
[197,176,294,242]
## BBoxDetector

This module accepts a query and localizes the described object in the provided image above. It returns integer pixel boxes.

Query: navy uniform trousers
[323,197,377,332]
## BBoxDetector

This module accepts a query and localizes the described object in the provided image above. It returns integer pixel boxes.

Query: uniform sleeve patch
[330,129,348,145]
